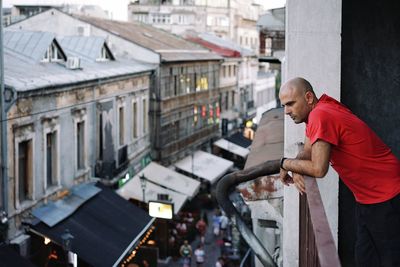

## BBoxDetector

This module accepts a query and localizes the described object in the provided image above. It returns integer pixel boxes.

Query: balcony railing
[216,160,341,267]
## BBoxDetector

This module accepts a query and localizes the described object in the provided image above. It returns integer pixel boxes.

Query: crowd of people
[174,208,234,267]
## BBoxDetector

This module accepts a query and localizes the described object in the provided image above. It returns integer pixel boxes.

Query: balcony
[216,108,340,267]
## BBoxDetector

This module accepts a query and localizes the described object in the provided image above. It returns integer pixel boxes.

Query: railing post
[216,159,280,267]
[304,177,341,267]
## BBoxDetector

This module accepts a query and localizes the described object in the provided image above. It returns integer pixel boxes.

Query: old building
[3,29,155,247]
[257,7,285,58]
[128,0,262,52]
[8,8,223,165]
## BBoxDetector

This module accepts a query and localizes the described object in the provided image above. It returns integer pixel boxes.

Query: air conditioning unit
[66,57,81,70]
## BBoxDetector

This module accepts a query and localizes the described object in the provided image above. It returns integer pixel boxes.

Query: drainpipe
[0,0,9,219]
[216,159,280,267]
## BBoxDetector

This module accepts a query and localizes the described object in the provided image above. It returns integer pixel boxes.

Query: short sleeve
[306,109,339,146]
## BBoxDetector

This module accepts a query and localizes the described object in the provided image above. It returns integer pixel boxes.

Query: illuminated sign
[148,201,174,219]
[118,172,132,188]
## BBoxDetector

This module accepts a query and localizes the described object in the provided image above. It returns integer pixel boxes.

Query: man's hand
[292,173,305,194]
[279,168,293,186]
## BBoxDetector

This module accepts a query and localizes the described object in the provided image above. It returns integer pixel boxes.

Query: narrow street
[159,208,226,267]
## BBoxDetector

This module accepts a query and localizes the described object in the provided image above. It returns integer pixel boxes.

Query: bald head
[280,77,315,96]
[279,77,318,124]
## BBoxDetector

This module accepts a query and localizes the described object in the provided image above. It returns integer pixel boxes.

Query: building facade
[3,30,154,242]
[128,0,261,52]
[9,9,222,166]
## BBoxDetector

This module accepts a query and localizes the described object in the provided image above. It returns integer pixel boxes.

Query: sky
[3,0,285,21]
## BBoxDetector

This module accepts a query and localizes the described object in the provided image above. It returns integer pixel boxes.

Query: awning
[30,183,154,267]
[117,176,187,214]
[137,162,200,198]
[174,150,234,184]
[0,244,36,267]
[226,132,252,148]
[213,138,250,158]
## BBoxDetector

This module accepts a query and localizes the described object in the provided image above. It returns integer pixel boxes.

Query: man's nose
[284,106,291,115]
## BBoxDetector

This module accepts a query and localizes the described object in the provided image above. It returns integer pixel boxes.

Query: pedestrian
[278,77,400,267]
[194,243,205,267]
[179,240,192,267]
[219,212,229,239]
[177,220,188,238]
[195,215,207,244]
[212,209,221,237]
[215,257,224,267]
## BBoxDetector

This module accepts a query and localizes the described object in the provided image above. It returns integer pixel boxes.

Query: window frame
[43,121,60,192]
[14,124,36,209]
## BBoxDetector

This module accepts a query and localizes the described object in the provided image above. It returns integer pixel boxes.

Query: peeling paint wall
[284,0,342,266]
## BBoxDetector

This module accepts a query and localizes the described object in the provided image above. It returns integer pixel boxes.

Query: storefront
[28,183,155,267]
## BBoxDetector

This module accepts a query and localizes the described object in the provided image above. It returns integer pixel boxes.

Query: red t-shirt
[306,94,400,204]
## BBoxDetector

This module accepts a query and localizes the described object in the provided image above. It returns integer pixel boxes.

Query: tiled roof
[197,32,256,57]
[73,14,222,61]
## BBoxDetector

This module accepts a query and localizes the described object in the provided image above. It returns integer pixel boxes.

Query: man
[279,77,400,267]
[179,240,192,267]
[196,216,207,244]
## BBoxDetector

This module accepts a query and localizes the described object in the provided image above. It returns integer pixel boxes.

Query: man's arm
[282,139,331,178]
[296,137,311,160]
[279,137,311,186]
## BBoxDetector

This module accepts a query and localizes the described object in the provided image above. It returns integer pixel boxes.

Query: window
[46,131,57,188]
[18,140,33,203]
[143,98,148,135]
[77,121,85,170]
[225,92,229,110]
[178,15,187,24]
[42,42,65,62]
[199,77,208,90]
[193,105,198,126]
[97,46,113,61]
[98,113,103,160]
[119,106,125,146]
[133,102,138,139]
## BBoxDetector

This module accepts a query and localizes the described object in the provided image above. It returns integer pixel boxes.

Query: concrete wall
[339,1,400,265]
[283,0,342,266]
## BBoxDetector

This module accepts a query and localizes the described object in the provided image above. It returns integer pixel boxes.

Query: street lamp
[61,229,74,267]
[139,173,147,203]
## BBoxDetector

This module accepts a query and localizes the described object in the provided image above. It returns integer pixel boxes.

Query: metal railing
[216,159,280,267]
[216,159,341,267]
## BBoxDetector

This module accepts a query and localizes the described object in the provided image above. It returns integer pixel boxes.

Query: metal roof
[186,36,242,58]
[4,30,155,92]
[72,14,222,62]
[160,51,222,62]
[59,36,115,61]
[3,30,64,63]
[197,32,256,57]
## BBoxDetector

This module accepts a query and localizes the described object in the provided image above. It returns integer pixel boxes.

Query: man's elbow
[313,166,329,178]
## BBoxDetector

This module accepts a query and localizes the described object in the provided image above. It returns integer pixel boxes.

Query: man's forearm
[282,140,331,178]
[282,158,323,177]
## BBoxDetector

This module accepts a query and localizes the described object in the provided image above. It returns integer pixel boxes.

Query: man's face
[279,87,310,124]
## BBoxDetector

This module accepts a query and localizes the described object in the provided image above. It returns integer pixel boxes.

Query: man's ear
[305,91,314,104]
